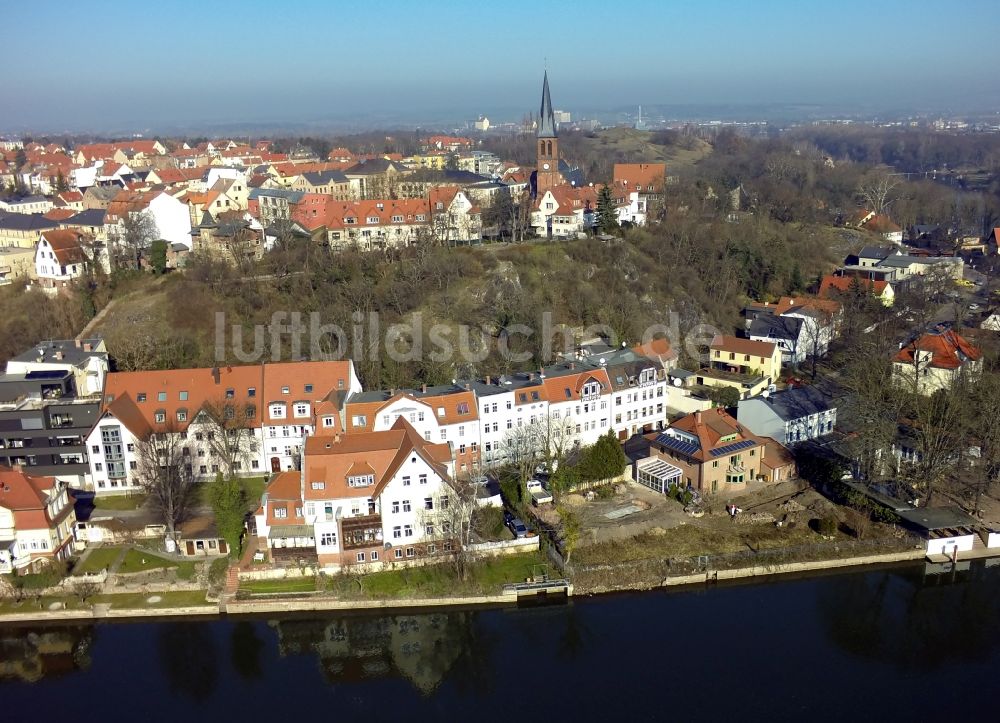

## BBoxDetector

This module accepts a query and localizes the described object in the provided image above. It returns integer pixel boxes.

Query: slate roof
[63,208,107,226]
[0,212,59,232]
[748,314,804,342]
[753,385,835,421]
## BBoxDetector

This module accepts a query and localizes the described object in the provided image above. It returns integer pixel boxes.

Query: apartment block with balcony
[0,340,107,488]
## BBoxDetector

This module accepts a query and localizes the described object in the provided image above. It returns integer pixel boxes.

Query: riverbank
[0,546,936,624]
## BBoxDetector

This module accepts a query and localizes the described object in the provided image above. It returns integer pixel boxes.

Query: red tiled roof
[613,163,666,192]
[39,229,87,265]
[819,275,890,298]
[894,329,982,370]
[661,408,763,464]
[710,334,777,358]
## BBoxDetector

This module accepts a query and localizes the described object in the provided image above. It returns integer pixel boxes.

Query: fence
[571,534,924,591]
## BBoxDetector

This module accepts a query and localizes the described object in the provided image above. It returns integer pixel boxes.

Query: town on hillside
[4,72,1000,608]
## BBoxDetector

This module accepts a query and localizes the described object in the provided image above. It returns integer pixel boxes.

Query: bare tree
[499,419,548,487]
[134,425,199,548]
[197,397,260,479]
[113,210,159,271]
[420,477,479,581]
[857,173,901,216]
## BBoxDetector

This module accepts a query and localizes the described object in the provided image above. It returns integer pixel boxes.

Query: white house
[737,386,837,446]
[34,229,89,294]
[0,466,76,574]
[254,418,457,570]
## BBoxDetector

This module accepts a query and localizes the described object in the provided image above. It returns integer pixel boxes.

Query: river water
[3,561,1000,722]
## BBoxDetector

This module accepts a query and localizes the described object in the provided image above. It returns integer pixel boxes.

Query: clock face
[542,162,550,170]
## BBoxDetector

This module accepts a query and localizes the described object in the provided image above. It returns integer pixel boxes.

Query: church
[529,72,592,238]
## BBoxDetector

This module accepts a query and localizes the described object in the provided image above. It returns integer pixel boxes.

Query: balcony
[341,514,383,550]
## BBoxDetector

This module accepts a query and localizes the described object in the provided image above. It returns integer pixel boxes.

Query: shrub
[816,516,838,536]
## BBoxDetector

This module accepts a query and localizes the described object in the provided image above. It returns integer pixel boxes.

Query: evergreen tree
[787,263,804,293]
[578,431,628,482]
[595,184,619,234]
[55,169,68,192]
[208,474,246,557]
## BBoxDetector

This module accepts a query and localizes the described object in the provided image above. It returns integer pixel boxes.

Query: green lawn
[0,590,211,615]
[240,576,316,595]
[73,546,123,575]
[94,494,147,511]
[327,551,547,600]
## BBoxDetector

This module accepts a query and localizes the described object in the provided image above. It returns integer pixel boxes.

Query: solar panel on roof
[656,434,700,457]
[709,439,756,457]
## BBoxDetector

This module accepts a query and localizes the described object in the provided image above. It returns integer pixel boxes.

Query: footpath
[0,547,934,625]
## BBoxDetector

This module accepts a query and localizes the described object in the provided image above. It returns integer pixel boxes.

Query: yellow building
[696,335,782,399]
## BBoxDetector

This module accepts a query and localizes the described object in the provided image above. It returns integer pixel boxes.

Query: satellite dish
[673,378,682,387]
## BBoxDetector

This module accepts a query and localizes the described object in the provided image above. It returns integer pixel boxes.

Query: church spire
[537,70,557,139]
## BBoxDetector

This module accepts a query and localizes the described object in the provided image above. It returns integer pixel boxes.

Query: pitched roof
[302,418,452,501]
[750,385,835,421]
[0,212,59,232]
[819,274,890,298]
[710,334,778,358]
[748,314,804,342]
[772,295,842,318]
[613,163,666,191]
[39,229,87,265]
[343,386,478,432]
[538,71,558,139]
[656,408,762,464]
[894,327,982,370]
[632,337,677,363]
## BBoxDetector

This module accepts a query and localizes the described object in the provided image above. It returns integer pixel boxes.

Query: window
[157,392,167,402]
[322,416,335,428]
[224,406,235,420]
[274,507,287,519]
[402,500,411,512]
[419,473,427,485]
[371,550,378,561]
[270,403,286,419]
[393,526,402,538]
[406,547,415,557]
[352,415,367,428]
[394,548,403,559]
[356,552,366,562]
[304,383,313,393]
[294,403,309,417]
[176,410,187,422]
[424,497,434,510]
[348,474,374,487]
[425,523,435,535]
[440,495,450,509]
[245,405,256,419]
[248,387,256,397]
[402,475,411,486]
[225,388,234,399]
[281,386,290,394]
[392,501,400,513]
[457,401,469,415]
[136,393,147,402]
[91,445,99,453]
[154,410,166,423]
[95,463,103,471]
[311,481,325,490]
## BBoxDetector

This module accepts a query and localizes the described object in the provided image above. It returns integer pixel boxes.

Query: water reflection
[819,562,1000,668]
[158,623,219,701]
[0,626,93,683]
[271,611,475,694]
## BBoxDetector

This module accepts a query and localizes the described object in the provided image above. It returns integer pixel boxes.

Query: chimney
[83,342,92,352]
[421,384,427,393]
[695,411,702,424]
[485,375,492,386]
[570,361,575,370]
[464,383,470,391]
[334,433,341,444]
[54,351,64,361]
[74,339,82,349]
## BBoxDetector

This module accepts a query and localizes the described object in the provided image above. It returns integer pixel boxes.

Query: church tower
[535,71,563,195]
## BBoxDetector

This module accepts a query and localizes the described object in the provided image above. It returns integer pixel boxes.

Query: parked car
[509,518,528,538]
[526,478,553,505]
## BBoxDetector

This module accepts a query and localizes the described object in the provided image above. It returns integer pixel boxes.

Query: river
[3,561,1000,722]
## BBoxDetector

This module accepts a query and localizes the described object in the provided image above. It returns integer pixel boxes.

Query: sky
[4,0,1000,132]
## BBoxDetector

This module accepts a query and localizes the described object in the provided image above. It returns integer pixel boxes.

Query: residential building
[0,466,76,574]
[429,186,482,243]
[253,417,456,569]
[0,196,53,215]
[0,212,59,250]
[86,360,361,494]
[104,189,192,250]
[320,198,431,251]
[0,246,35,284]
[737,386,837,445]
[892,326,982,395]
[34,229,90,294]
[247,187,305,226]
[819,274,895,306]
[747,315,806,365]
[613,163,666,209]
[699,335,782,399]
[0,339,107,486]
[648,408,769,495]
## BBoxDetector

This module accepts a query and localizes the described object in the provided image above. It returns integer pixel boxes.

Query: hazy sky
[5,0,999,131]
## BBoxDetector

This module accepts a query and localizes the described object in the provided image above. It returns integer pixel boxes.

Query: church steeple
[538,70,558,139]
[535,70,563,197]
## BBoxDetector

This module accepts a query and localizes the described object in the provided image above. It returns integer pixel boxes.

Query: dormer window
[348,474,374,488]
[437,407,445,418]
[245,405,256,419]
[457,402,469,415]
[137,393,147,403]
[304,384,313,393]
[269,403,286,419]
[367,215,380,224]
[155,410,166,423]
[294,402,309,418]
[281,386,289,394]
[322,416,335,428]
[248,387,256,397]
[177,409,188,422]
[225,388,234,399]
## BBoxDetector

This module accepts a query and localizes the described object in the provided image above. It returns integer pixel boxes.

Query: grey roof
[64,208,106,226]
[10,338,107,366]
[84,185,120,201]
[302,170,348,185]
[748,314,803,342]
[752,385,834,421]
[406,169,483,184]
[247,187,305,203]
[344,158,407,176]
[537,71,558,139]
[857,245,897,260]
[2,195,48,204]
[877,254,955,268]
[0,212,59,232]
[896,506,978,532]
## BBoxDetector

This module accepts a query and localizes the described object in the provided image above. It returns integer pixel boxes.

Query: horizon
[4,0,1000,134]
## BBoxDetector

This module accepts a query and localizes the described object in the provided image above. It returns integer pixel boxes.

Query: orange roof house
[0,465,76,571]
[613,163,666,194]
